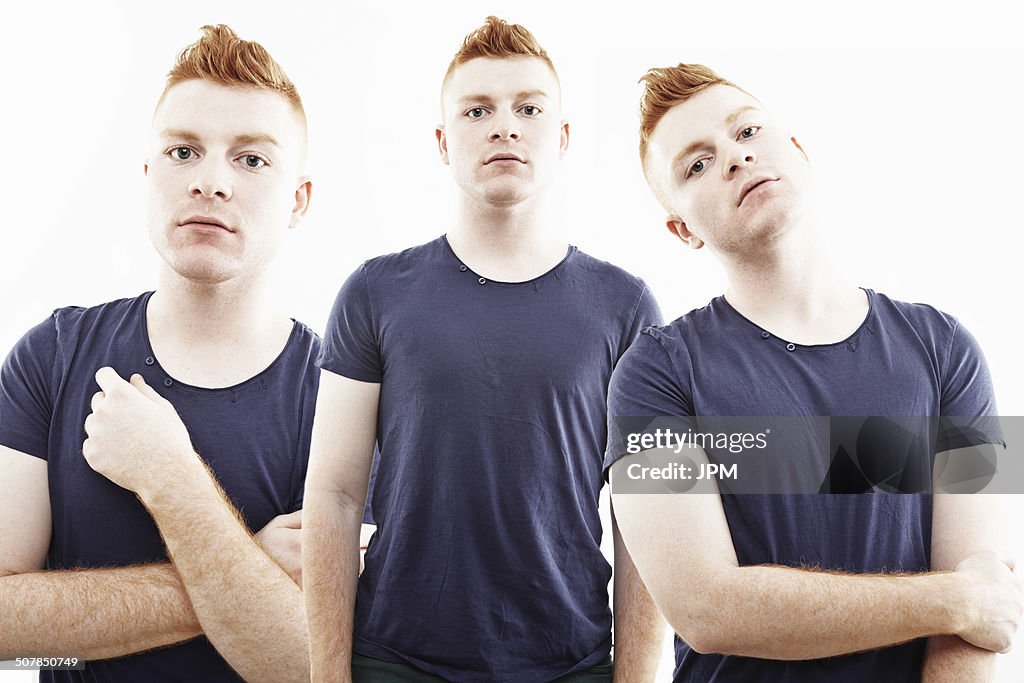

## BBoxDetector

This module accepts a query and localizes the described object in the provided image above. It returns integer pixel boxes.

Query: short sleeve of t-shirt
[318,264,383,383]
[621,285,664,356]
[0,315,59,460]
[604,329,696,475]
[936,318,1002,452]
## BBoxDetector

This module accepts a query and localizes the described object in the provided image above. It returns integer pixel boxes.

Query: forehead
[153,80,304,146]
[443,56,560,106]
[647,84,765,167]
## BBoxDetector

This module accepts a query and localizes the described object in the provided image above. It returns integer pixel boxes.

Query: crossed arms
[0,369,308,683]
[611,445,1022,680]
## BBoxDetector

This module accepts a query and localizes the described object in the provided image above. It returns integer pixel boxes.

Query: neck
[148,266,282,345]
[447,190,566,281]
[718,219,866,344]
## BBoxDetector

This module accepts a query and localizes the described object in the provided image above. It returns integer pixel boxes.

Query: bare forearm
[922,636,995,682]
[612,519,666,682]
[144,462,307,683]
[673,566,959,660]
[304,488,362,683]
[0,564,200,660]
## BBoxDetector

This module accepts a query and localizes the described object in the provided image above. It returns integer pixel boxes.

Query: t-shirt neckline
[716,287,876,350]
[138,290,301,393]
[439,234,577,286]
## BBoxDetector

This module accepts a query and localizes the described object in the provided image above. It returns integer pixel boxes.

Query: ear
[791,136,809,162]
[289,176,313,229]
[436,125,449,165]
[559,119,570,158]
[666,214,704,250]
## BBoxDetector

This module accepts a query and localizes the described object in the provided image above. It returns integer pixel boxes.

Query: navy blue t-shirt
[605,290,1001,682]
[0,292,320,682]
[318,236,661,682]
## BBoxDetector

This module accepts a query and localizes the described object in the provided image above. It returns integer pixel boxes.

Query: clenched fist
[83,367,200,501]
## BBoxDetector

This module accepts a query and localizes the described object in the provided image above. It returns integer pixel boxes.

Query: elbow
[673,619,730,656]
[661,583,738,656]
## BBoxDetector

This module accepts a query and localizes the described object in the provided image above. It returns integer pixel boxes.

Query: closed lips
[180,216,233,231]
[485,154,525,164]
[737,177,777,206]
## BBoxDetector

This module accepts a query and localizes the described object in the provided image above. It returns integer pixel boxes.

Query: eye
[739,126,761,139]
[239,154,267,169]
[466,107,487,119]
[689,158,710,177]
[168,146,196,161]
[520,105,541,116]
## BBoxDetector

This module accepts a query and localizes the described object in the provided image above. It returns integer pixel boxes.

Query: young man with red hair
[0,25,314,683]
[304,16,665,683]
[606,63,1021,681]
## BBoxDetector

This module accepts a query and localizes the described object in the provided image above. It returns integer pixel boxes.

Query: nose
[726,148,757,178]
[188,160,232,200]
[489,115,521,142]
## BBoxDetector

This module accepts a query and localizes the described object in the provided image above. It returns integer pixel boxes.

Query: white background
[1,0,1021,680]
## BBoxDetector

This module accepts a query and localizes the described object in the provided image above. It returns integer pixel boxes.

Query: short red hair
[160,24,305,124]
[443,16,558,86]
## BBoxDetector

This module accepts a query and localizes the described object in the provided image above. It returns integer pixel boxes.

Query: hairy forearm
[304,487,363,683]
[672,565,959,660]
[143,460,307,683]
[0,563,200,660]
[922,635,995,682]
[612,519,666,682]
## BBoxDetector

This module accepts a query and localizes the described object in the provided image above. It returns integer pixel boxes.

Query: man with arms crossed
[304,17,666,683]
[606,64,1022,681]
[0,26,314,682]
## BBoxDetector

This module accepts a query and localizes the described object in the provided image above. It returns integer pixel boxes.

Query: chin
[165,255,243,285]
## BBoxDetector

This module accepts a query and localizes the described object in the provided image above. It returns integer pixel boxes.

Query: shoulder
[570,249,650,296]
[286,319,323,360]
[870,290,959,335]
[641,298,725,345]
[866,290,969,359]
[359,237,448,282]
[45,294,150,348]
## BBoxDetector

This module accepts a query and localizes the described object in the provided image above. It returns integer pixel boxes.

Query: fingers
[129,373,165,403]
[90,390,105,413]
[94,366,127,392]
[276,510,303,529]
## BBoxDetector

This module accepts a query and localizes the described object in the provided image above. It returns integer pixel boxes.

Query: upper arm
[930,455,1012,569]
[0,444,50,576]
[925,453,1008,679]
[610,448,738,638]
[303,369,380,510]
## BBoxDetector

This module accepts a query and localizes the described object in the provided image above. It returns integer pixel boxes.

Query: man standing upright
[304,17,665,683]
[1,25,315,682]
[607,63,1022,681]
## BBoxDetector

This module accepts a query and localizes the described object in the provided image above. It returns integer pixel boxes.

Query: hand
[955,550,1024,653]
[83,367,198,500]
[256,510,303,586]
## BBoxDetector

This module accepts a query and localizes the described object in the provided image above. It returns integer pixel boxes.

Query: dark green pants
[351,652,614,682]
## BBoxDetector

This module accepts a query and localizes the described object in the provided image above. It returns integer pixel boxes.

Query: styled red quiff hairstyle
[159,24,305,125]
[443,16,558,86]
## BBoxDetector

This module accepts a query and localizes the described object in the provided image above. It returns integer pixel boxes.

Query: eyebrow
[670,106,762,172]
[457,89,550,105]
[158,129,281,148]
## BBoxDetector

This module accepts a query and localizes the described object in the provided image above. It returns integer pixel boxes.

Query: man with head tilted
[0,25,314,683]
[606,64,1021,681]
[303,16,666,683]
